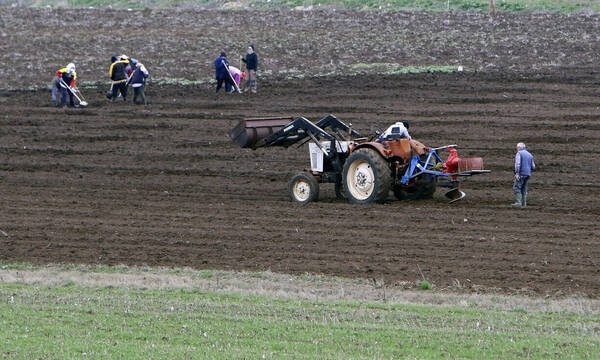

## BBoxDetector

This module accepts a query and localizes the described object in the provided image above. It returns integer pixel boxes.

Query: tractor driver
[378,121,411,141]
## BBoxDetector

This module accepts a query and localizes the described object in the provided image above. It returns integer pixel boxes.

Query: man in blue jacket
[214,51,233,93]
[512,142,536,207]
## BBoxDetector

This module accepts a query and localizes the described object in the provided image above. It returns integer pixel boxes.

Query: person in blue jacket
[127,62,149,105]
[214,51,234,93]
[512,142,536,207]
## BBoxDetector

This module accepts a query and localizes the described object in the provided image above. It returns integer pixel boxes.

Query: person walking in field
[214,51,234,93]
[51,62,77,107]
[127,62,149,105]
[241,45,258,93]
[512,142,535,207]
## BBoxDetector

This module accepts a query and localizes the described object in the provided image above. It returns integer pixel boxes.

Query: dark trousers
[215,76,233,93]
[111,82,128,101]
[133,85,147,105]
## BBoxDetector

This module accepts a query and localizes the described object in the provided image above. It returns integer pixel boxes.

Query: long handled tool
[59,78,88,107]
[222,60,241,93]
[73,86,88,105]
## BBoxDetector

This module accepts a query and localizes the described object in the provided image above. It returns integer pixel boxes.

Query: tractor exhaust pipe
[229,116,294,149]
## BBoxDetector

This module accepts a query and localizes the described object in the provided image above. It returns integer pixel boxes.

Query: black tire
[343,148,392,204]
[394,174,437,200]
[288,173,319,203]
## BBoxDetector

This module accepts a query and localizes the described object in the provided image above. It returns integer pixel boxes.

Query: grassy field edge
[1,263,599,358]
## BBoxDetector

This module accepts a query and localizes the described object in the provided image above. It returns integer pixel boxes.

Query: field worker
[512,142,535,207]
[241,44,258,93]
[121,55,139,78]
[109,55,130,102]
[51,63,77,107]
[228,65,244,87]
[128,62,149,105]
[214,51,234,93]
[378,121,411,141]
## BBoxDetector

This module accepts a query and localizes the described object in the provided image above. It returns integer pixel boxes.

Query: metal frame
[401,145,490,185]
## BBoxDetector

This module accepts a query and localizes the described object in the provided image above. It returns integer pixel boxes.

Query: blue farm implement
[229,115,490,204]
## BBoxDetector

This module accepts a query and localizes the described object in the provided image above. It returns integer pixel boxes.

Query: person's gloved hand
[514,174,520,180]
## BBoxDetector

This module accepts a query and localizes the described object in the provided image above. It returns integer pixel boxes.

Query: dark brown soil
[1,8,599,297]
[2,8,600,89]
[1,68,599,297]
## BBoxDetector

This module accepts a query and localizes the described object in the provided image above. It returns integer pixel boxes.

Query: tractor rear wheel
[288,173,319,203]
[343,148,392,204]
[394,174,437,200]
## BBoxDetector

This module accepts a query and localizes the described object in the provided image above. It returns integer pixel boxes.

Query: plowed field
[1,8,599,296]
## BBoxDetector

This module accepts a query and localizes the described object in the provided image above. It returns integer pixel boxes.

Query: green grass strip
[1,282,598,359]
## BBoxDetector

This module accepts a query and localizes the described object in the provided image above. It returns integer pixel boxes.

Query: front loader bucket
[229,116,294,149]
[445,188,466,203]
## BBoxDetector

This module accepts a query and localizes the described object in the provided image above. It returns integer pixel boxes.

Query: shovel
[59,78,88,107]
[223,60,242,93]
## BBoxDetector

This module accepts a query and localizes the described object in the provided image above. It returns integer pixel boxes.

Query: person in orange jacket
[51,63,77,107]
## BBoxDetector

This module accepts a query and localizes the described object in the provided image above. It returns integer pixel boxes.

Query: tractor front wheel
[288,173,319,203]
[343,148,392,204]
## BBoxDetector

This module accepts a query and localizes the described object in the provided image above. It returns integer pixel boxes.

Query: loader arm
[229,115,360,149]
[256,117,336,148]
[314,115,361,139]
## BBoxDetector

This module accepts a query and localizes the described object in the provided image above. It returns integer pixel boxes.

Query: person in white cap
[51,62,77,107]
[127,62,149,105]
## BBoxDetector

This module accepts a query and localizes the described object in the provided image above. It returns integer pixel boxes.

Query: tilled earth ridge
[1,8,600,89]
[1,68,599,296]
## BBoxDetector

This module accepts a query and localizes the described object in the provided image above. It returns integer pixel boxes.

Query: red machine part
[443,148,459,174]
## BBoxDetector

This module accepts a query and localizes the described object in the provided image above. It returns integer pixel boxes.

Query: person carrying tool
[241,45,258,93]
[109,55,129,102]
[51,63,77,107]
[512,142,535,207]
[127,62,149,105]
[214,51,234,93]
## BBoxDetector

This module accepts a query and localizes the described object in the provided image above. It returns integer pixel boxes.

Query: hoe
[229,115,490,204]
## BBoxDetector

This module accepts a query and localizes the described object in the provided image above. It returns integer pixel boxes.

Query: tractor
[229,115,490,204]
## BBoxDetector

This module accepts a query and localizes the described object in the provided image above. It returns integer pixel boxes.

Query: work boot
[511,193,522,207]
[522,194,527,207]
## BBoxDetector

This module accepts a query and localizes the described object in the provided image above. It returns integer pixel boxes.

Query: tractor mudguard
[351,142,390,159]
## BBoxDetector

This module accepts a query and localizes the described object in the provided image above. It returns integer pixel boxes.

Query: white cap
[66,63,76,74]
